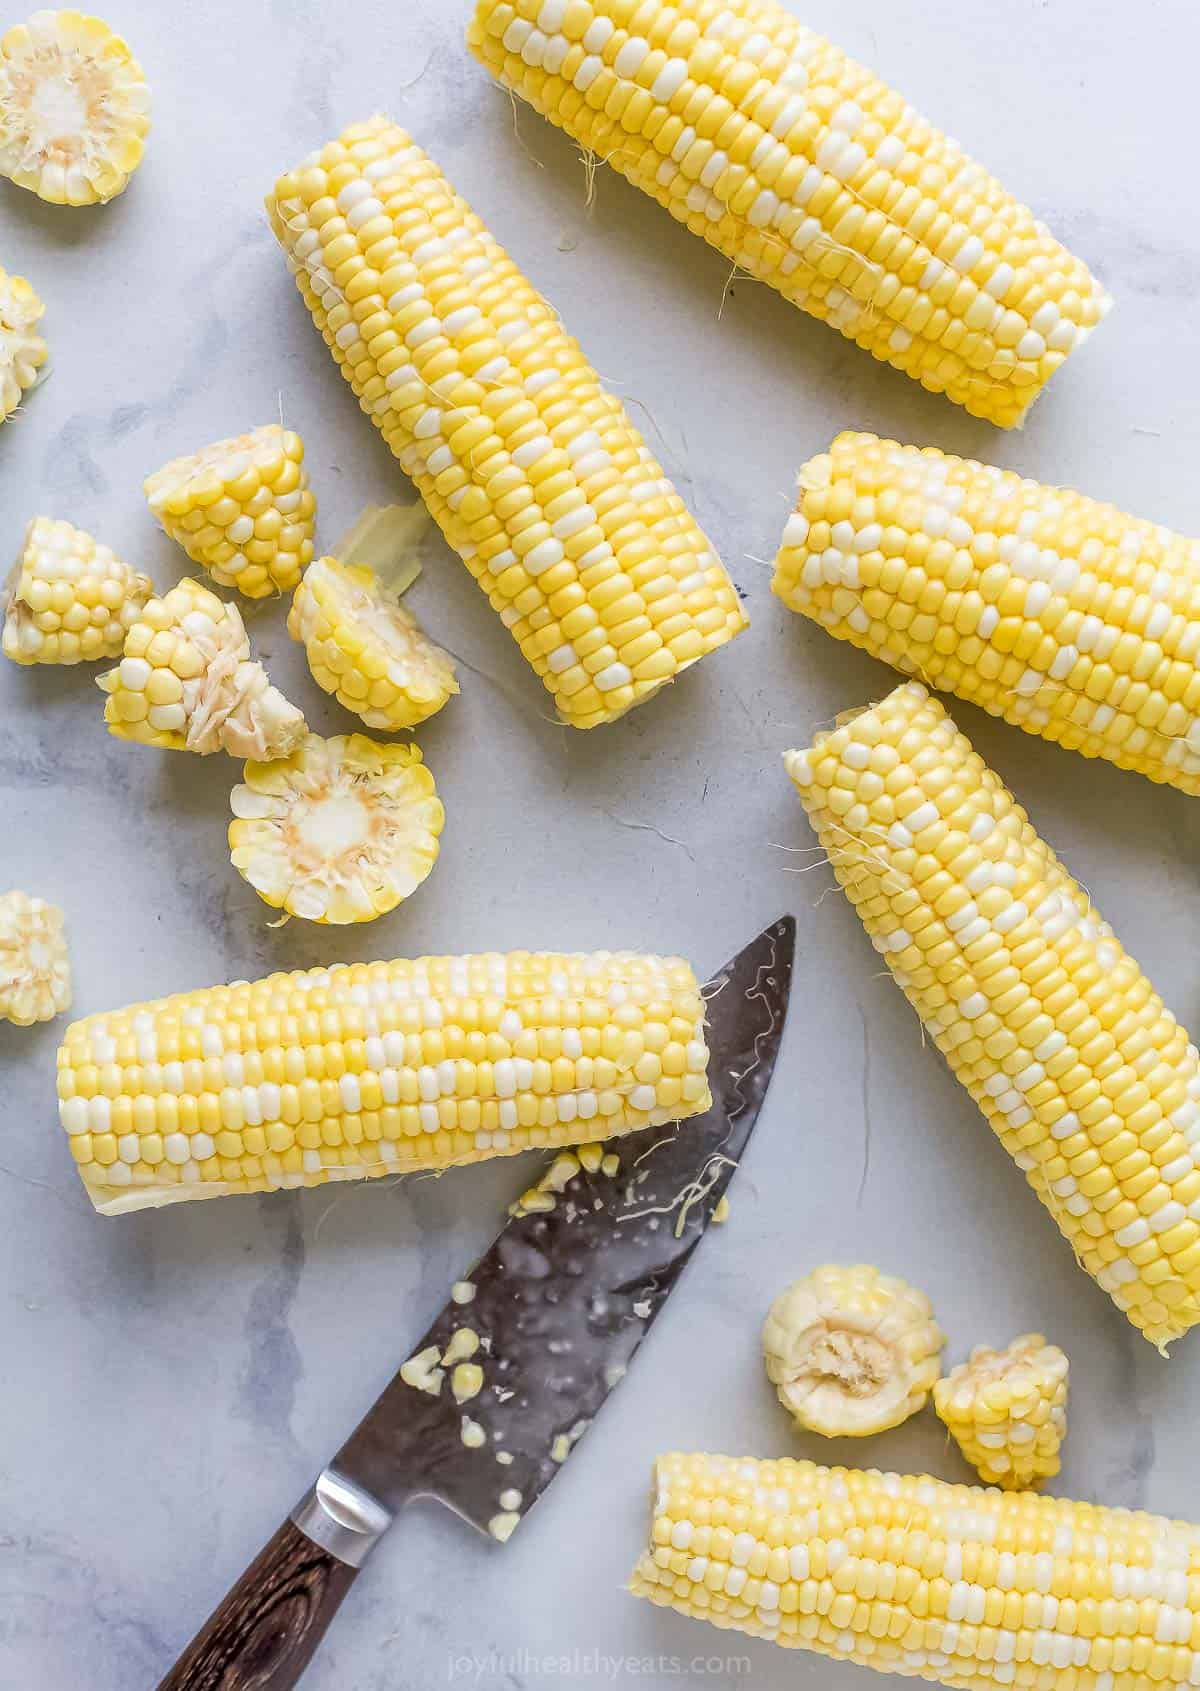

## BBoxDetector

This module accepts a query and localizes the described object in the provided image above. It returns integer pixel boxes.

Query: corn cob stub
[0,265,47,423]
[468,0,1110,429]
[98,577,306,760]
[229,733,444,924]
[266,117,748,728]
[3,516,153,665]
[57,950,712,1213]
[0,10,149,205]
[935,1334,1069,1491]
[1,890,71,1025]
[762,1263,944,1438]
[786,682,1200,1351]
[775,433,1200,796]
[145,427,316,599]
[632,1450,1200,1685]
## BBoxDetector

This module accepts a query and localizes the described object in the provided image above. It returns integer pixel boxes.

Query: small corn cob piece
[0,265,47,422]
[3,516,152,665]
[935,1334,1069,1491]
[632,1450,1200,1684]
[776,433,1200,795]
[1,890,70,1025]
[229,732,444,924]
[763,1263,943,1438]
[98,577,306,760]
[468,1,1110,429]
[266,117,747,728]
[57,949,711,1213]
[786,682,1200,1351]
[144,426,317,599]
[0,10,149,205]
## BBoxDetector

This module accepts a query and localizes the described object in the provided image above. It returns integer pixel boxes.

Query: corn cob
[1,889,70,1025]
[144,426,317,599]
[0,264,47,422]
[266,117,747,728]
[3,516,152,665]
[935,1334,1069,1491]
[57,949,711,1214]
[786,682,1200,1351]
[468,0,1109,429]
[776,433,1200,795]
[0,10,149,205]
[632,1450,1200,1686]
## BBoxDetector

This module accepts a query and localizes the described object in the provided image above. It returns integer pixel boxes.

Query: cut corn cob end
[763,1263,944,1438]
[0,266,47,422]
[3,515,152,665]
[1,889,70,1025]
[935,1333,1069,1490]
[98,577,306,759]
[144,426,316,599]
[0,10,149,205]
[229,732,444,925]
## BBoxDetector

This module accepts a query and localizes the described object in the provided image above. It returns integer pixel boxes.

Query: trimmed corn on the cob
[763,1263,943,1438]
[468,0,1110,429]
[229,732,444,924]
[1,890,70,1025]
[145,426,317,599]
[266,117,747,728]
[0,10,149,205]
[632,1450,1200,1685]
[935,1334,1069,1491]
[0,265,47,422]
[57,949,711,1213]
[98,577,306,760]
[3,516,152,665]
[776,433,1200,795]
[786,683,1200,1351]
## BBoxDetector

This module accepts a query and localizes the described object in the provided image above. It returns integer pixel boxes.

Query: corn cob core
[266,116,747,728]
[935,1334,1069,1491]
[3,516,153,665]
[145,427,317,599]
[57,949,711,1214]
[229,732,444,924]
[0,10,149,205]
[0,265,47,422]
[288,555,459,731]
[775,434,1200,796]
[632,1451,1200,1686]
[786,682,1200,1350]
[1,889,70,1025]
[468,1,1109,429]
[98,578,306,760]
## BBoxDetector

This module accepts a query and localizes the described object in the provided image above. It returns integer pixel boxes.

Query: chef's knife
[155,915,795,1691]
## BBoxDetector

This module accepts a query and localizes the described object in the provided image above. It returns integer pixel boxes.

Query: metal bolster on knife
[292,1468,393,1569]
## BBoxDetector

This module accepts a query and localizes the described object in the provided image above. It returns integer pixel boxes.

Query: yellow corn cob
[935,1334,1069,1491]
[266,117,747,728]
[632,1451,1200,1685]
[786,682,1200,1351]
[0,265,47,421]
[775,433,1200,795]
[1,889,70,1025]
[144,427,317,599]
[229,732,444,924]
[0,10,149,205]
[56,949,711,1214]
[468,1,1110,429]
[3,516,152,664]
[98,577,306,760]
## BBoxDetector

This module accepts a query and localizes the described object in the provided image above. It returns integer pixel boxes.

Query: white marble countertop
[3,2,1199,1686]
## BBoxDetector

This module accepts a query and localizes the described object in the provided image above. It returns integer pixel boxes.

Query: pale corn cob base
[266,116,747,728]
[3,516,153,665]
[786,683,1200,1350]
[0,889,71,1025]
[632,1451,1200,1688]
[0,266,47,421]
[775,433,1200,796]
[56,951,711,1214]
[936,1335,1069,1491]
[468,0,1109,429]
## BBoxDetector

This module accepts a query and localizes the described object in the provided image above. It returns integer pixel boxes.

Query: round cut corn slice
[98,577,306,760]
[0,10,149,205]
[3,515,152,664]
[229,732,444,925]
[763,1263,944,1438]
[0,265,47,422]
[1,889,70,1025]
[935,1333,1069,1490]
[288,555,458,731]
[145,426,316,599]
